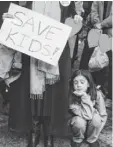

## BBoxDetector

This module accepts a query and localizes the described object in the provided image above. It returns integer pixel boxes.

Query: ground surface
[0,105,112,147]
[0,40,112,147]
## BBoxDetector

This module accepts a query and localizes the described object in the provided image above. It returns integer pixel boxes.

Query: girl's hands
[69,104,80,116]
[73,91,90,101]
[69,104,77,110]
[2,13,14,20]
[74,15,83,24]
[73,90,87,97]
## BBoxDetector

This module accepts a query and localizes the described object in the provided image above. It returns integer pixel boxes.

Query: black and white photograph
[0,1,112,147]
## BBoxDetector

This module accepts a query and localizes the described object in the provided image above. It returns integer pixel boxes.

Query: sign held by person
[0,3,72,66]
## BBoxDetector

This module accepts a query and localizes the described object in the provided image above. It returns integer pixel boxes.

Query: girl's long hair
[70,70,97,101]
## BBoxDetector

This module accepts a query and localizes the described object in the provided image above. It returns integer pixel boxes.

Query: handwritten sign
[0,3,72,66]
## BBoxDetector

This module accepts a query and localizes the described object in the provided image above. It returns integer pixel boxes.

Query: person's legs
[27,98,43,147]
[42,84,54,147]
[42,116,54,147]
[86,112,102,147]
[27,118,41,147]
[70,116,87,146]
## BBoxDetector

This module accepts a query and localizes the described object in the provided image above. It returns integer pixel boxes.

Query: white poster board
[0,3,72,66]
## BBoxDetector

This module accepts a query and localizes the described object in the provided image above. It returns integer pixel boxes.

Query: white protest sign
[0,3,72,66]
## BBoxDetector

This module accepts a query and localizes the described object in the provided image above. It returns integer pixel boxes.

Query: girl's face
[73,75,89,92]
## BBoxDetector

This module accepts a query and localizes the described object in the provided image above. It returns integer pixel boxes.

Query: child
[69,70,107,147]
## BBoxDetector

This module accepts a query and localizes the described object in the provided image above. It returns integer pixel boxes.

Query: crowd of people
[0,1,112,147]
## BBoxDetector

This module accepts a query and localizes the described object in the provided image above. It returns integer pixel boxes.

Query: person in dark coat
[0,1,18,27]
[90,1,112,99]
[6,2,80,147]
[0,1,19,115]
[80,1,112,98]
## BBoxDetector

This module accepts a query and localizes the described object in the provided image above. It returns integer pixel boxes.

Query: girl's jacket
[69,90,107,126]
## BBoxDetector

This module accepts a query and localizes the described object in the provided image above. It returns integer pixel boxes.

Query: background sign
[0,3,72,66]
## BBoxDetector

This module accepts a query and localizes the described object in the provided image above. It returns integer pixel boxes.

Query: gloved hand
[74,15,83,24]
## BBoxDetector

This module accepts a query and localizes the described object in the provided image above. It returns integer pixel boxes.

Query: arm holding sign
[74,1,83,24]
[91,1,100,25]
[1,7,22,85]
[101,6,113,28]
[2,13,14,20]
[74,15,83,24]
[94,23,102,30]
[91,1,112,29]
[95,7,112,29]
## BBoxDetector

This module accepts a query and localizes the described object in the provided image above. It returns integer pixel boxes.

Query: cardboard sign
[99,34,111,53]
[87,29,101,48]
[65,17,82,37]
[0,3,72,66]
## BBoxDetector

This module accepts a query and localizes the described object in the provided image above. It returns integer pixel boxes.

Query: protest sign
[87,29,101,48]
[0,3,72,66]
[99,34,111,53]
[65,17,82,38]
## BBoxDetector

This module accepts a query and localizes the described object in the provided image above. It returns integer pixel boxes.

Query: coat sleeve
[69,103,82,116]
[91,1,100,25]
[101,5,113,28]
[69,93,95,120]
[80,95,95,120]
[95,90,107,124]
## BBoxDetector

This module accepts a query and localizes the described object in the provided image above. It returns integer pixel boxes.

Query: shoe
[71,140,81,147]
[88,140,101,147]
[50,135,54,147]
[44,135,54,147]
[27,121,41,147]
[27,131,40,147]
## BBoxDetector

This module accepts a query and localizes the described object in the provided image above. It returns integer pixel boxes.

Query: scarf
[30,2,61,99]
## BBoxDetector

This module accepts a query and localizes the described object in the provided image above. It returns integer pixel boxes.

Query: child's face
[73,75,89,93]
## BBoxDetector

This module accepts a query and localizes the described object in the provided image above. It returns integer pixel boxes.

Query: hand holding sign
[0,3,72,66]
[2,13,14,20]
[65,17,82,38]
[94,23,102,30]
[75,1,84,15]
[74,15,83,24]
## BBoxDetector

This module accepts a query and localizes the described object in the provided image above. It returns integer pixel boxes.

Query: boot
[50,135,54,147]
[27,120,41,147]
[88,140,101,147]
[71,140,81,147]
[44,135,54,147]
[44,135,49,147]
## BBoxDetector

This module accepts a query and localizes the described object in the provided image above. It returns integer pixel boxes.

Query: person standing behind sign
[6,1,82,147]
[0,1,19,115]
[26,2,76,147]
